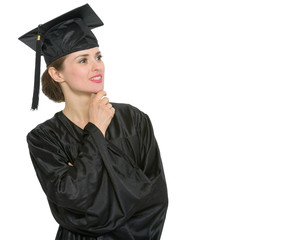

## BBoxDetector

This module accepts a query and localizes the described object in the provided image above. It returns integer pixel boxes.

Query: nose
[92,58,102,72]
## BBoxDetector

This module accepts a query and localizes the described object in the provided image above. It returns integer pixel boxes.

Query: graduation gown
[27,103,168,240]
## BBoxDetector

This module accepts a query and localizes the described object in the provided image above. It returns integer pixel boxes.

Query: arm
[131,111,168,239]
[138,112,165,180]
[27,122,151,236]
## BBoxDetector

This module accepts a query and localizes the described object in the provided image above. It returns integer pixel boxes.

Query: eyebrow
[74,51,102,60]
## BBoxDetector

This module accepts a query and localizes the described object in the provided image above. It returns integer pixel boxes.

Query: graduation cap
[19,4,104,110]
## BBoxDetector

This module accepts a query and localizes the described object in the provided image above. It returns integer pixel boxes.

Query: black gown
[27,103,168,240]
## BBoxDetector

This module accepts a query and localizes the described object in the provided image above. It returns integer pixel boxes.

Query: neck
[62,93,91,129]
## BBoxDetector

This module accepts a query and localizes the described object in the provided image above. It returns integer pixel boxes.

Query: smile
[89,74,102,83]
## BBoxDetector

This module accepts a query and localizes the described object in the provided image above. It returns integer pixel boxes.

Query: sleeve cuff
[84,122,107,146]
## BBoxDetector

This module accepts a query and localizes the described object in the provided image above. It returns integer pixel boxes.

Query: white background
[1,0,291,239]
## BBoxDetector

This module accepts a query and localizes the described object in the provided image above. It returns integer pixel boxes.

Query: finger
[100,97,109,105]
[107,103,112,109]
[94,90,107,101]
[111,107,115,116]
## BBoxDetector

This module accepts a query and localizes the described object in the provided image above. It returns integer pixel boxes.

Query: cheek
[68,67,87,79]
[63,66,88,85]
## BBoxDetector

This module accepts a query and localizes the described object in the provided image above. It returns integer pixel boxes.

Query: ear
[48,67,65,83]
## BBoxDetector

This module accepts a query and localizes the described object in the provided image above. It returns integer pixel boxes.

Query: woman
[19,4,168,240]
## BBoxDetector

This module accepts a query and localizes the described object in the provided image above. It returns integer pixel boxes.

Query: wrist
[88,121,106,137]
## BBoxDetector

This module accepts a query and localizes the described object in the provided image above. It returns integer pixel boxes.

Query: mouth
[89,74,103,83]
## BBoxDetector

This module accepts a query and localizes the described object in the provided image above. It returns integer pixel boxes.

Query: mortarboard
[19,4,104,110]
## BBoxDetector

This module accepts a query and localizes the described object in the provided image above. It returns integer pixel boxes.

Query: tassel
[31,25,42,110]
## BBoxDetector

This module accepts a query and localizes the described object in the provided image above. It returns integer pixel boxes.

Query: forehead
[67,46,100,59]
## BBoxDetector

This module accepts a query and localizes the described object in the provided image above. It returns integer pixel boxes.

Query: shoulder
[109,103,153,137]
[112,102,148,119]
[27,112,62,143]
[111,103,150,126]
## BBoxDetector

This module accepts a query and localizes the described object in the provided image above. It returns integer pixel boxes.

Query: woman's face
[61,47,105,95]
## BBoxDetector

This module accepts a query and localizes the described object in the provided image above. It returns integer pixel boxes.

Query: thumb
[91,93,96,100]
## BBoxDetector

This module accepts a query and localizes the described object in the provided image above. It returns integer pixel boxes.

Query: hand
[89,90,115,136]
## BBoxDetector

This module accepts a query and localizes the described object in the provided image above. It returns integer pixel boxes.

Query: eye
[96,55,103,61]
[79,58,87,64]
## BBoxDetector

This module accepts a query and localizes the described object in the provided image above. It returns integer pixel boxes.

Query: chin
[91,86,104,93]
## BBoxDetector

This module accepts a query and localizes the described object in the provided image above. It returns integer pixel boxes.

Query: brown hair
[41,56,67,102]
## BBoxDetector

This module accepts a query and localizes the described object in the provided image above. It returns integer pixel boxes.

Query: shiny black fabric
[42,17,98,66]
[18,4,103,66]
[27,103,168,239]
[18,4,104,110]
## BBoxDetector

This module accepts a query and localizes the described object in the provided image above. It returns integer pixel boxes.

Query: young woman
[19,4,168,240]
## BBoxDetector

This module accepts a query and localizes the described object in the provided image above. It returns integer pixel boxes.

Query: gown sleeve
[138,113,164,180]
[27,121,153,237]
